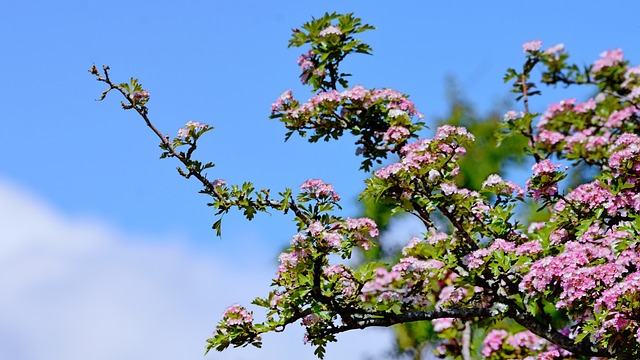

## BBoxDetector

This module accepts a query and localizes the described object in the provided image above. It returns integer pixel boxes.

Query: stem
[461,321,471,360]
[91,65,312,226]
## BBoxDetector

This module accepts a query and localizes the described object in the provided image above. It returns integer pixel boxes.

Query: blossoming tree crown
[91,12,640,360]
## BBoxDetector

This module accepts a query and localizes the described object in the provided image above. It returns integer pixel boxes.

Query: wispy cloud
[0,179,393,360]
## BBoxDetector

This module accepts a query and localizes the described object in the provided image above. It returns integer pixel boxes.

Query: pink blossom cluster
[130,90,149,101]
[392,256,443,274]
[345,217,378,238]
[482,329,508,356]
[506,330,546,351]
[431,317,454,332]
[270,89,294,112]
[481,329,560,360]
[374,125,473,180]
[526,160,563,201]
[605,105,636,128]
[361,267,401,293]
[564,181,618,215]
[539,98,576,125]
[382,126,410,143]
[536,130,565,146]
[481,174,525,198]
[360,255,445,306]
[572,98,596,113]
[210,178,227,188]
[592,48,624,73]
[503,110,524,121]
[595,271,640,312]
[434,125,475,142]
[522,40,542,53]
[467,238,542,269]
[276,247,308,282]
[520,240,628,309]
[345,217,378,249]
[318,25,342,37]
[177,120,208,138]
[544,43,565,56]
[564,128,611,152]
[323,263,357,297]
[302,221,343,249]
[300,179,341,201]
[272,84,424,120]
[609,133,640,170]
[436,285,468,308]
[223,304,253,326]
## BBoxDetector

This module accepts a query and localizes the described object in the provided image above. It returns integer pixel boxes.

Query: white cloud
[0,179,394,360]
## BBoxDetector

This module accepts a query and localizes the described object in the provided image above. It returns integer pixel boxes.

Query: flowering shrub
[91,12,640,359]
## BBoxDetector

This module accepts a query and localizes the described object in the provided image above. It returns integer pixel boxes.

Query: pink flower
[318,25,342,37]
[300,179,341,201]
[573,98,596,113]
[271,89,294,112]
[482,329,508,356]
[503,110,524,121]
[531,159,561,177]
[210,178,226,188]
[544,43,565,55]
[345,217,379,237]
[130,90,149,101]
[432,318,454,332]
[185,120,207,129]
[606,106,636,128]
[592,48,624,73]
[307,221,324,236]
[522,40,542,53]
[382,126,410,143]
[537,130,565,146]
[223,304,253,326]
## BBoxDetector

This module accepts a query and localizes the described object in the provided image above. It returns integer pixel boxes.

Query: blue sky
[1,1,639,359]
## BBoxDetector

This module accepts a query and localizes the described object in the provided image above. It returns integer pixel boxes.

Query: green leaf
[212,218,223,236]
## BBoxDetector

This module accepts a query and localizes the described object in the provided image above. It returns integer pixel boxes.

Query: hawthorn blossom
[507,330,546,351]
[539,98,576,125]
[382,126,410,143]
[605,106,636,128]
[307,221,324,236]
[223,304,253,326]
[177,121,208,138]
[361,267,401,293]
[482,329,508,356]
[503,110,524,121]
[318,25,342,37]
[531,159,561,177]
[482,174,525,197]
[592,48,624,73]
[522,40,542,53]
[271,89,294,112]
[177,128,190,138]
[345,217,379,237]
[544,43,564,55]
[185,121,205,129]
[210,178,226,188]
[388,109,406,118]
[130,90,149,101]
[609,133,640,169]
[297,50,314,71]
[536,130,565,146]
[300,179,341,201]
[432,318,454,332]
[572,98,596,113]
